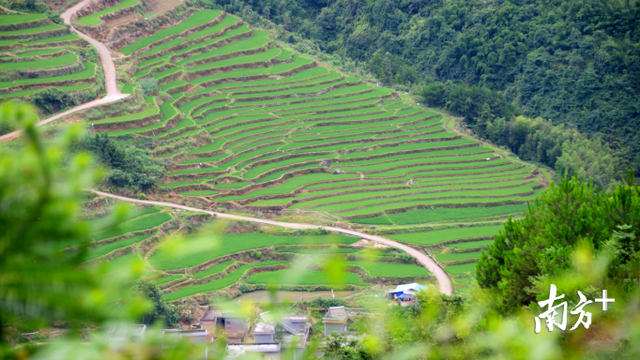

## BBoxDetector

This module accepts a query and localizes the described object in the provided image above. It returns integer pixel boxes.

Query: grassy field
[77,0,140,26]
[148,233,357,270]
[91,213,171,241]
[386,225,504,246]
[163,261,287,301]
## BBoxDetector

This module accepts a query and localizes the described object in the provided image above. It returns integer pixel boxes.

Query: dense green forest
[197,0,640,179]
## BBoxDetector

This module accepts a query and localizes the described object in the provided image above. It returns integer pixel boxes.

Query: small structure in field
[386,283,428,302]
[200,306,250,344]
[322,306,374,336]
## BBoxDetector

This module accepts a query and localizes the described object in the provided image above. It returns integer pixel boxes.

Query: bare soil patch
[105,12,142,29]
[150,0,182,15]
[43,0,77,12]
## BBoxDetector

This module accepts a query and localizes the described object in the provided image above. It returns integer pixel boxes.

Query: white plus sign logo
[594,290,615,311]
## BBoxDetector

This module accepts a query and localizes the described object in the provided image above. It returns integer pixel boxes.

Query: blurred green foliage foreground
[1,102,639,359]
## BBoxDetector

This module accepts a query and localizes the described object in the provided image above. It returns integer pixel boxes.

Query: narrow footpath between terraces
[0,0,129,142]
[90,190,455,295]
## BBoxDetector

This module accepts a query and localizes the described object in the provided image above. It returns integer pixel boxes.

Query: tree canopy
[477,171,640,313]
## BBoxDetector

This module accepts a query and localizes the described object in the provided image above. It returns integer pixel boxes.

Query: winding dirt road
[0,0,129,142]
[90,190,454,295]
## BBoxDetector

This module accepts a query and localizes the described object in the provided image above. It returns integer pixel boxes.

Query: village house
[200,306,251,344]
[322,306,375,337]
[225,311,311,360]
[162,329,209,360]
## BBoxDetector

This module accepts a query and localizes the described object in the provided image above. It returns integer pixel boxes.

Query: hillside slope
[208,0,640,174]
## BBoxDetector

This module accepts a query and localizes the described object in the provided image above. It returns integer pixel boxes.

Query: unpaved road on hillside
[90,190,454,295]
[0,0,129,142]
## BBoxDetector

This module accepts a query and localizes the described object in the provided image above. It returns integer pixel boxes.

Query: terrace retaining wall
[197,61,317,89]
[142,63,177,78]
[132,11,226,56]
[27,37,86,49]
[0,75,95,95]
[108,5,196,51]
[330,186,542,214]
[183,45,269,69]
[1,60,84,80]
[164,27,253,65]
[137,113,183,136]
[228,75,345,96]
[344,198,538,221]
[158,123,198,140]
[213,69,331,92]
[156,69,184,85]
[0,27,69,41]
[1,49,66,62]
[92,110,162,132]
[73,0,152,40]
[0,18,51,32]
[165,169,228,181]
[291,179,531,207]
[137,19,246,65]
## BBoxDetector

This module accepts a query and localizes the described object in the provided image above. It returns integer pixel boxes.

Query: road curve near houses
[90,190,455,295]
[0,0,129,142]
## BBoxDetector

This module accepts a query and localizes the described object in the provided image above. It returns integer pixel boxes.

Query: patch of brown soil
[105,12,142,29]
[150,0,182,15]
[42,0,74,12]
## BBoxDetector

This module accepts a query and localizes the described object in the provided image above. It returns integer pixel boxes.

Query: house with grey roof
[200,306,250,344]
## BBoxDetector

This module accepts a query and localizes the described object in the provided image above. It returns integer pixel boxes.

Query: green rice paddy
[246,269,369,286]
[349,261,431,277]
[163,261,287,301]
[193,260,236,279]
[386,225,504,246]
[0,14,47,25]
[91,213,172,241]
[0,52,77,70]
[87,234,153,261]
[120,10,222,54]
[77,0,139,26]
[148,233,357,270]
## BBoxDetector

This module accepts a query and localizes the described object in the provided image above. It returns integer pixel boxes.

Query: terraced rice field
[75,9,547,291]
[163,261,288,301]
[0,14,98,102]
[246,269,370,287]
[76,0,139,26]
[91,212,171,241]
[148,233,357,270]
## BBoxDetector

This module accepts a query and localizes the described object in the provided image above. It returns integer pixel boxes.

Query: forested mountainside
[200,0,640,177]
